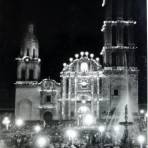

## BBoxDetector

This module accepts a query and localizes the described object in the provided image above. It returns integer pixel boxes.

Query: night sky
[0,0,146,108]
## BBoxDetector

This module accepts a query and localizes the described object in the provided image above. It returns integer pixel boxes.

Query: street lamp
[137,135,145,148]
[34,125,42,133]
[2,117,10,130]
[113,125,120,145]
[65,129,77,144]
[98,125,105,147]
[140,109,145,115]
[15,118,24,127]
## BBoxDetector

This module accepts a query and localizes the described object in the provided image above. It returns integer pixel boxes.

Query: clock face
[79,79,89,89]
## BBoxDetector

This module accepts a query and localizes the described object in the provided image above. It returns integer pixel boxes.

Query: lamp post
[2,117,10,130]
[65,129,77,144]
[113,125,120,145]
[137,135,145,148]
[98,125,105,147]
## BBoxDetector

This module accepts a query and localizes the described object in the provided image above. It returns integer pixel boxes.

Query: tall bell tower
[15,24,41,121]
[100,0,139,118]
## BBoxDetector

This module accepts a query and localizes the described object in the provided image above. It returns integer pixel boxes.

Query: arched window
[112,52,118,66]
[124,26,128,46]
[112,26,117,46]
[33,49,36,58]
[80,62,88,72]
[46,96,51,103]
[26,48,30,56]
[21,69,26,81]
[29,69,34,80]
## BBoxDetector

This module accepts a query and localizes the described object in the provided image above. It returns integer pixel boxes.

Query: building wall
[15,85,40,120]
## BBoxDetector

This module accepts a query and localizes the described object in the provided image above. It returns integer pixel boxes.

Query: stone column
[62,77,66,120]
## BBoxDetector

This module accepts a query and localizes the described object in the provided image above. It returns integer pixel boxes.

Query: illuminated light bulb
[63,63,67,67]
[69,58,73,62]
[98,125,105,133]
[137,135,145,144]
[15,119,24,127]
[34,125,42,133]
[90,54,94,58]
[75,54,79,59]
[80,51,84,56]
[66,129,77,139]
[85,51,89,56]
[96,58,100,61]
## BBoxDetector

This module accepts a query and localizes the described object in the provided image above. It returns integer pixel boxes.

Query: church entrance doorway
[43,111,53,124]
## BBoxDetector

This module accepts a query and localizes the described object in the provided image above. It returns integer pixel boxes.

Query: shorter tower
[15,24,41,120]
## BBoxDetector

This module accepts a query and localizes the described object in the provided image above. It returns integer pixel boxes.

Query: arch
[29,69,34,80]
[17,99,32,120]
[124,26,128,46]
[112,52,118,66]
[112,26,117,46]
[80,62,88,72]
[78,106,90,114]
[21,69,26,81]
[43,111,53,124]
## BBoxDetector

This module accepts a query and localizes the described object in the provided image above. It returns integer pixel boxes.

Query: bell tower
[100,0,139,118]
[101,0,136,67]
[16,24,41,81]
[15,24,41,121]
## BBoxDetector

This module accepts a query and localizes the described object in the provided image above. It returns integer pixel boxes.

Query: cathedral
[15,0,139,124]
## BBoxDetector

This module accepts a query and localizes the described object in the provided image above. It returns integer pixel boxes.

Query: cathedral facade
[15,0,139,123]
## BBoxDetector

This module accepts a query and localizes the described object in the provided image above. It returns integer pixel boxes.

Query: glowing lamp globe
[80,51,84,56]
[140,109,145,114]
[114,125,120,133]
[15,119,24,127]
[85,51,89,56]
[75,54,79,59]
[137,135,145,144]
[66,129,77,139]
[69,58,73,62]
[98,125,105,133]
[90,53,94,58]
[34,125,42,133]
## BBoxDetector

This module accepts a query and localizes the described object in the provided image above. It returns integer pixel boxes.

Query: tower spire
[16,24,41,81]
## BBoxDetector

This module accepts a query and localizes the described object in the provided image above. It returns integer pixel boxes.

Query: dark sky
[0,0,146,108]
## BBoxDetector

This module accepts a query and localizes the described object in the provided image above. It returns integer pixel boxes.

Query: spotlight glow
[98,125,105,133]
[15,119,24,127]
[36,136,48,148]
[83,114,95,126]
[34,125,42,133]
[66,129,77,140]
[137,135,145,144]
